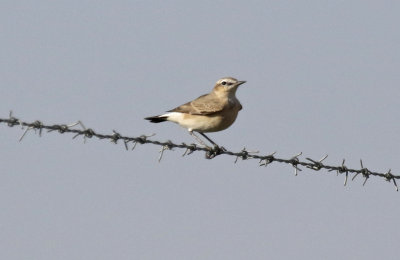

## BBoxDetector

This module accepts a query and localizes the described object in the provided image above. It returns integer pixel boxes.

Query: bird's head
[213,77,246,97]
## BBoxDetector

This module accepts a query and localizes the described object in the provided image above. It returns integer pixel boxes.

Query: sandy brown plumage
[144,77,246,145]
[168,93,227,115]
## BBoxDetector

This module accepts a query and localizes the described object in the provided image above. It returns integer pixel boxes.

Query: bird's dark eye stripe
[227,82,233,86]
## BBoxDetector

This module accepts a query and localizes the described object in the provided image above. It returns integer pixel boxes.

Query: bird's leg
[189,131,210,148]
[198,132,219,147]
[189,131,226,159]
[198,132,226,151]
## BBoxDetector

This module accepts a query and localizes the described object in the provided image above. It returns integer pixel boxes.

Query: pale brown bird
[145,77,246,147]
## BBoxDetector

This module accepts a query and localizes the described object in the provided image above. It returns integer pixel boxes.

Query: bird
[145,77,246,147]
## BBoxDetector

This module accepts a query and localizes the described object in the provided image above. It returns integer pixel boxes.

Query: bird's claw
[205,145,226,159]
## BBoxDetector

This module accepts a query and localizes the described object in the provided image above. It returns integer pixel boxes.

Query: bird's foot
[205,144,226,159]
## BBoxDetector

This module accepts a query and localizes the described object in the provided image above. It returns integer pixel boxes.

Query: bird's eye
[221,81,227,85]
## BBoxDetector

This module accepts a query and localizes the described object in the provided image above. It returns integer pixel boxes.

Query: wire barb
[131,133,156,150]
[352,159,370,184]
[290,152,303,176]
[123,140,130,150]
[259,152,276,167]
[306,154,328,171]
[158,141,173,162]
[385,169,398,191]
[234,147,259,163]
[182,143,197,157]
[335,159,349,186]
[111,130,122,144]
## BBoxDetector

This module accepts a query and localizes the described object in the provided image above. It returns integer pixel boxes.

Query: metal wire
[1,112,398,191]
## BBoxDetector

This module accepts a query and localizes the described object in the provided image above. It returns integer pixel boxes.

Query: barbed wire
[1,111,398,191]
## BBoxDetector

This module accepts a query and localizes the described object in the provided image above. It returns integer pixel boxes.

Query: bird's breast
[190,105,241,133]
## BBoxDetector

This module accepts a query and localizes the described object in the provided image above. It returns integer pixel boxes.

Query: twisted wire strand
[1,112,398,191]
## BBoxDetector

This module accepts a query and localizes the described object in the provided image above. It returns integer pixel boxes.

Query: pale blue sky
[1,1,400,259]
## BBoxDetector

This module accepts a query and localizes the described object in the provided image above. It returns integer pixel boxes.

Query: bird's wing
[168,94,225,115]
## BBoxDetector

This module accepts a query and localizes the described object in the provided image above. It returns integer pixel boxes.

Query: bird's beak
[237,80,246,86]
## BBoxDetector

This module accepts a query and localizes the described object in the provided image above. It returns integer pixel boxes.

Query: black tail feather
[144,116,168,123]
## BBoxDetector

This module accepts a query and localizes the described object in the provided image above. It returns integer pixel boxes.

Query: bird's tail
[144,115,168,123]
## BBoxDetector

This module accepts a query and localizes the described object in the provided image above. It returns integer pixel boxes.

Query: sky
[1,1,400,259]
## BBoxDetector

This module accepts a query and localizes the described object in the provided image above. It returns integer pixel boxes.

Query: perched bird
[145,77,246,147]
